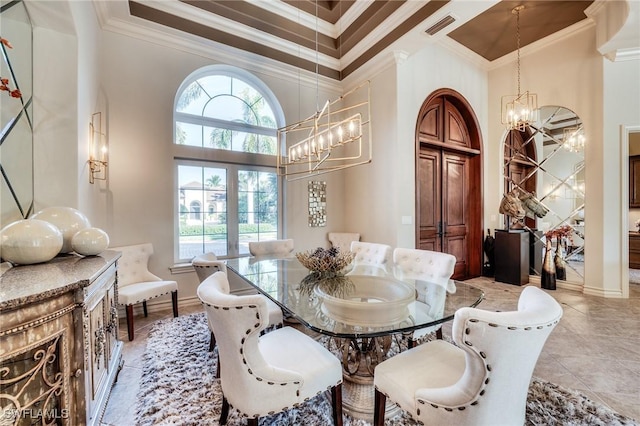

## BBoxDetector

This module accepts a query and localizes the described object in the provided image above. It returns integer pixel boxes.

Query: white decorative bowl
[315,275,415,326]
[0,219,63,265]
[32,206,91,254]
[72,227,109,256]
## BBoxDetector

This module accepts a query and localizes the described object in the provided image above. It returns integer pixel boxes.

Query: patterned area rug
[135,313,638,426]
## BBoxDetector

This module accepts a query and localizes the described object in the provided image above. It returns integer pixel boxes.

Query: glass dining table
[226,256,485,420]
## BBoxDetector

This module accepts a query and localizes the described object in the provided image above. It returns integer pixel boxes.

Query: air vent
[425,15,456,36]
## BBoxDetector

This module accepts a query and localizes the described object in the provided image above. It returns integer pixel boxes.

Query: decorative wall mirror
[503,105,585,284]
[1,0,34,224]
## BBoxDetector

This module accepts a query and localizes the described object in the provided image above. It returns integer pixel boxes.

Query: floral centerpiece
[635,219,640,232]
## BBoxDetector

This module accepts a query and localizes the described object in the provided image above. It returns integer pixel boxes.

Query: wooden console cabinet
[630,233,640,269]
[494,229,530,286]
[0,251,123,425]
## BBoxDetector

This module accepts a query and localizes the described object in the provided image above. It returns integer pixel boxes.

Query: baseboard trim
[117,289,260,317]
[582,285,626,298]
[528,275,583,292]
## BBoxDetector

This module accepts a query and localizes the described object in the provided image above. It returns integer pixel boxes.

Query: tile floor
[101,278,640,425]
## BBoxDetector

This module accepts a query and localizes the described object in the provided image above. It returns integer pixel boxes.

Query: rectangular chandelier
[277,80,372,181]
[501,91,538,132]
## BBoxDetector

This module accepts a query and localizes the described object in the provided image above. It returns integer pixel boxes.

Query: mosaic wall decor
[308,181,326,227]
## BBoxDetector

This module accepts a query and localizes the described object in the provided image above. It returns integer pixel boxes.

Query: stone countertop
[0,250,121,311]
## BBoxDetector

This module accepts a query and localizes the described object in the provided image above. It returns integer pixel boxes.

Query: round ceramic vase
[72,227,110,256]
[31,206,91,254]
[0,219,63,265]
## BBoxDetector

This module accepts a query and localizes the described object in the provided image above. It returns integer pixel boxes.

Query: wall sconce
[89,112,108,184]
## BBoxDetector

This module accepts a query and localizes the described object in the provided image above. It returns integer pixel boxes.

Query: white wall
[342,63,399,245]
[98,30,345,302]
[71,1,106,229]
[602,57,640,297]
[343,44,488,249]
[489,23,640,297]
[31,5,78,213]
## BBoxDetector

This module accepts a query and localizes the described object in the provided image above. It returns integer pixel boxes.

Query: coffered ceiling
[120,0,594,80]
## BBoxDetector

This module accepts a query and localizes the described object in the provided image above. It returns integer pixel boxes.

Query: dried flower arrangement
[545,225,573,240]
[295,247,354,273]
[299,271,355,298]
[1,37,22,98]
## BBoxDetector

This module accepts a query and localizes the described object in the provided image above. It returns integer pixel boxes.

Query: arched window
[173,66,284,262]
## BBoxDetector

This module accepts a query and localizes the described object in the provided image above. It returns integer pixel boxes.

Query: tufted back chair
[328,232,360,253]
[192,252,227,283]
[393,248,456,288]
[373,286,563,426]
[198,271,343,426]
[248,239,294,257]
[195,255,281,357]
[350,241,392,271]
[393,248,457,346]
[110,243,178,341]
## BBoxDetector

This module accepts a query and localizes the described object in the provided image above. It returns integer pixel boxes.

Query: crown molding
[97,5,342,93]
[606,47,640,62]
[339,1,429,69]
[488,19,595,71]
[246,0,335,37]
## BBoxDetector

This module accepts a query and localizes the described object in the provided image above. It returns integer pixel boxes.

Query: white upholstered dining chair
[373,285,563,426]
[193,253,282,358]
[349,241,392,275]
[110,243,178,341]
[248,238,294,257]
[393,247,456,346]
[192,252,227,282]
[198,271,344,426]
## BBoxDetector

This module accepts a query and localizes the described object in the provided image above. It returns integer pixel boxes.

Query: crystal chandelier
[501,5,537,131]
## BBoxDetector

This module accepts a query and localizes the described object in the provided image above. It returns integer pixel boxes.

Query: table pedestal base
[342,376,401,421]
[331,336,402,421]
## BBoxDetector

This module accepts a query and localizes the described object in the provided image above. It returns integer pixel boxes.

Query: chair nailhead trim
[122,290,173,305]
[416,315,561,414]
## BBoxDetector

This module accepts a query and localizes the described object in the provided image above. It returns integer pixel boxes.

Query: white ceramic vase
[72,227,110,256]
[31,206,91,254]
[0,219,63,265]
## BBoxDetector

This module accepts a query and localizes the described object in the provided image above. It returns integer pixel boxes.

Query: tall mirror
[1,0,34,224]
[503,105,585,284]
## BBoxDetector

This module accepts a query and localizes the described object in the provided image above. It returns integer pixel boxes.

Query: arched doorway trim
[414,88,483,279]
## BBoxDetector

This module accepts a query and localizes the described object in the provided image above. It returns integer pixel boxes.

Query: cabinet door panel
[89,298,107,400]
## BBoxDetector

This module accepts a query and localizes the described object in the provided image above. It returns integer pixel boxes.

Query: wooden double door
[416,91,482,279]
